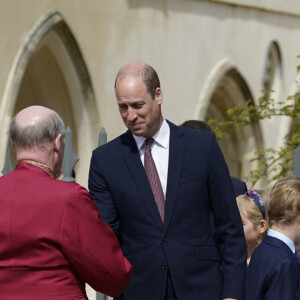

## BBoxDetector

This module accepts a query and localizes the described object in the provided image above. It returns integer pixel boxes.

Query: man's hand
[223,298,238,300]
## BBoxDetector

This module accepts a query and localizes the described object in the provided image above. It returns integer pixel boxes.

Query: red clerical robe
[0,162,132,299]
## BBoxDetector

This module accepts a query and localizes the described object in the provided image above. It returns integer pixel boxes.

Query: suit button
[161,264,166,270]
[163,237,168,242]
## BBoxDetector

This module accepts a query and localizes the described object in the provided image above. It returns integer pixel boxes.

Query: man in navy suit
[180,120,247,197]
[89,62,247,300]
[231,176,248,197]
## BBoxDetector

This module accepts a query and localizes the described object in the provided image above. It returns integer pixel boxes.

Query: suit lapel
[163,122,185,233]
[121,131,163,231]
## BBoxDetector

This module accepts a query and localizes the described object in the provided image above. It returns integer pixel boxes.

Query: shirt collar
[133,118,170,151]
[268,228,296,253]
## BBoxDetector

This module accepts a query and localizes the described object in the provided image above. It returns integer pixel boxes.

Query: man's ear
[10,141,16,151]
[155,87,163,105]
[54,133,62,153]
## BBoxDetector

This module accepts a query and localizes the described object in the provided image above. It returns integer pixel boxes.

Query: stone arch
[285,69,300,160]
[261,40,284,149]
[0,10,99,185]
[195,59,263,181]
[262,40,283,97]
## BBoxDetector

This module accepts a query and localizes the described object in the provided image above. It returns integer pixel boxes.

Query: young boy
[245,177,300,300]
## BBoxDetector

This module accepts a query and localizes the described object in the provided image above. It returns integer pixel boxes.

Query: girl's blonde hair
[236,190,269,237]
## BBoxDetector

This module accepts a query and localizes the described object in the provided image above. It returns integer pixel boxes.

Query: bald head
[115,62,160,99]
[116,62,146,81]
[9,105,65,149]
[15,106,56,128]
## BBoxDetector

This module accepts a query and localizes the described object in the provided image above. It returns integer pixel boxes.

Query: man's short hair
[141,64,160,99]
[9,112,65,148]
[180,120,216,138]
[115,63,160,99]
[267,176,300,227]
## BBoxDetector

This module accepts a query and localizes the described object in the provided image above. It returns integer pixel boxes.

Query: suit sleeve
[208,137,247,299]
[59,185,132,297]
[88,150,120,237]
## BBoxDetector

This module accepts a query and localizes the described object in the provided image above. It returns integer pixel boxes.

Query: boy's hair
[268,177,300,227]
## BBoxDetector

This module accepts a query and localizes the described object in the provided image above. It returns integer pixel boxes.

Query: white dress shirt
[132,119,170,199]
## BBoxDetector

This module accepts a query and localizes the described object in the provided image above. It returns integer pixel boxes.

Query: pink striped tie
[144,138,165,222]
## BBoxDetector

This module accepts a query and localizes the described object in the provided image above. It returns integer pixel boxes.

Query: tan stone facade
[1,1,300,295]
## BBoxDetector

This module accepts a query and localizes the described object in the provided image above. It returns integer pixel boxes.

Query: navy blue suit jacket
[89,121,247,300]
[245,235,300,300]
[231,177,247,197]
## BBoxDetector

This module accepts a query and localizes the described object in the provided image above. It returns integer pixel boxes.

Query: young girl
[236,190,268,264]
